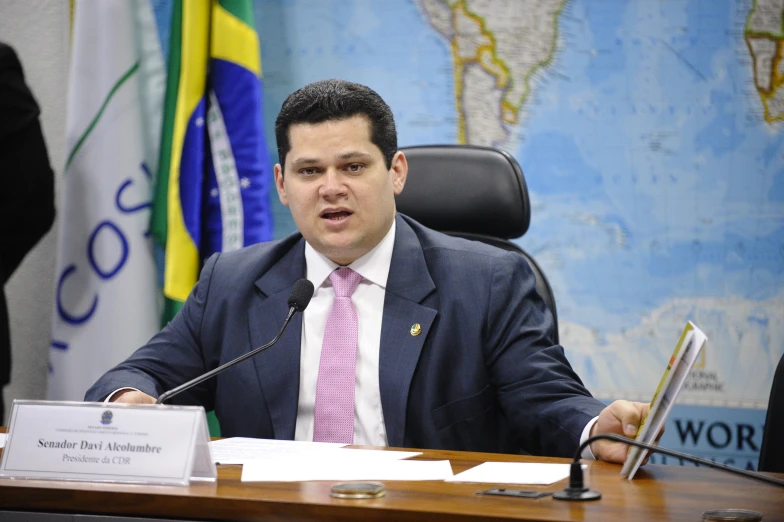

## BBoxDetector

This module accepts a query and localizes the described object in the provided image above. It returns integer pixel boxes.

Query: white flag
[48,0,165,400]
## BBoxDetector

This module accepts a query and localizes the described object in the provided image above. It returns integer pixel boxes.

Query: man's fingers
[593,401,655,465]
[614,401,646,437]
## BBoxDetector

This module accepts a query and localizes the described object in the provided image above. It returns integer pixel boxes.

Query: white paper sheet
[446,462,571,485]
[0,433,5,448]
[241,456,453,482]
[209,437,346,464]
[209,437,421,465]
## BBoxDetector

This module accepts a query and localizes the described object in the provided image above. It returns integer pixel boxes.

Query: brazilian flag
[152,0,273,434]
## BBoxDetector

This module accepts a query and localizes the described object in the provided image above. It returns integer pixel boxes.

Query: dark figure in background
[0,43,56,421]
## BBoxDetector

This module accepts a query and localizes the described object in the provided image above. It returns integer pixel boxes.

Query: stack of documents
[241,455,453,482]
[209,438,452,482]
[209,437,349,465]
[210,438,574,485]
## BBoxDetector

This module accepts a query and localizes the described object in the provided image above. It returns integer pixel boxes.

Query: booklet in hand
[620,320,708,480]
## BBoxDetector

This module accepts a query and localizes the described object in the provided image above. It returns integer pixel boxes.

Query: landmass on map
[745,0,784,121]
[417,0,567,146]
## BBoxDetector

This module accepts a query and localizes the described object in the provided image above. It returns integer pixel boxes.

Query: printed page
[621,321,708,479]
[241,457,453,482]
[209,437,346,464]
[446,462,573,485]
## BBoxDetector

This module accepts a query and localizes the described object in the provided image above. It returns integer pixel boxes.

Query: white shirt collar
[304,219,396,290]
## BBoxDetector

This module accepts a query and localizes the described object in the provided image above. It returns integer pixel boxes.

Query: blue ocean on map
[514,0,783,406]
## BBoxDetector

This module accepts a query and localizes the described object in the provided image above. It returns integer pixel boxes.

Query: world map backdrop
[152,0,784,468]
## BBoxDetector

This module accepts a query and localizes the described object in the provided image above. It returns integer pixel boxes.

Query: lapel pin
[410,323,422,336]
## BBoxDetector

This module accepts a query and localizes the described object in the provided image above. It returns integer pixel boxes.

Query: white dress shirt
[293,221,396,446]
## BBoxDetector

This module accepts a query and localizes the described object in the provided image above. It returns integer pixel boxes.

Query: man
[0,43,56,422]
[87,79,648,462]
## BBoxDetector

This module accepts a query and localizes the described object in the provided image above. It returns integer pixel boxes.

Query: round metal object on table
[702,509,763,521]
[330,482,386,499]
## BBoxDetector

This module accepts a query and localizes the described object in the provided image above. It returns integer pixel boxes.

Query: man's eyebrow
[337,151,374,161]
[290,157,321,167]
[289,152,374,167]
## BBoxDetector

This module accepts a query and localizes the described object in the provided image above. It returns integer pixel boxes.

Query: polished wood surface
[0,440,782,521]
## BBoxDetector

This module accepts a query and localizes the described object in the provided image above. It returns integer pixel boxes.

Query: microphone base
[552,487,602,501]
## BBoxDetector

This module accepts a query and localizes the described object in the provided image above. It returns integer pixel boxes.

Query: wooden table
[0,444,782,521]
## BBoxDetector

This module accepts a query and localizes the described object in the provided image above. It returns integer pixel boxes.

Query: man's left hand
[589,400,662,464]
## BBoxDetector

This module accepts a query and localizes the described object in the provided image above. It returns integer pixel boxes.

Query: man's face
[274,115,407,265]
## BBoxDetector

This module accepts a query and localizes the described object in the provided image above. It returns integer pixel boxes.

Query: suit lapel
[379,216,437,447]
[247,239,306,440]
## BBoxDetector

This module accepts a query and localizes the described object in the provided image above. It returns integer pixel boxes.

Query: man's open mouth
[321,210,352,220]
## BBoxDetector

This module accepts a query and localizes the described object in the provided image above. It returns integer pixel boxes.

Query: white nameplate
[0,400,216,485]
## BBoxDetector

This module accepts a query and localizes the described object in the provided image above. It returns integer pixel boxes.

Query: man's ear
[390,151,408,195]
[273,164,289,206]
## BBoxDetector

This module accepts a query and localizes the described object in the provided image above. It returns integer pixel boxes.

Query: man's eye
[346,164,364,172]
[300,167,318,176]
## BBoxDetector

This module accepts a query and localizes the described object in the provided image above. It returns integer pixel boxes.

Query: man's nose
[319,168,347,198]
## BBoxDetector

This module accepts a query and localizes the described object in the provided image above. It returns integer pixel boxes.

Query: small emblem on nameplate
[101,410,113,425]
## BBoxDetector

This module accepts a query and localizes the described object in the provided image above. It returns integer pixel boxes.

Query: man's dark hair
[275,79,397,172]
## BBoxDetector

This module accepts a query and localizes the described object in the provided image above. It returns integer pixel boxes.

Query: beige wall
[0,0,69,422]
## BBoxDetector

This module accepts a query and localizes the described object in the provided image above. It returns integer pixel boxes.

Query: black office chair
[396,144,559,344]
[759,352,784,472]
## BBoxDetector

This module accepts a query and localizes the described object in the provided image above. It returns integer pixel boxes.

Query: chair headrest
[396,145,530,239]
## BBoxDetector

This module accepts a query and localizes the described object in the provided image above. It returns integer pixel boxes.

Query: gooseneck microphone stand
[553,433,784,501]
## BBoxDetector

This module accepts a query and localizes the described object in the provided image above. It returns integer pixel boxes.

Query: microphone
[553,433,784,501]
[156,278,315,405]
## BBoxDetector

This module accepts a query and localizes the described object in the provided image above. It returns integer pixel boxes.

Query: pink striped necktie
[312,267,363,443]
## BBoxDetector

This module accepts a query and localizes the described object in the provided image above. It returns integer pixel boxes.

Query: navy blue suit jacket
[86,214,604,456]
